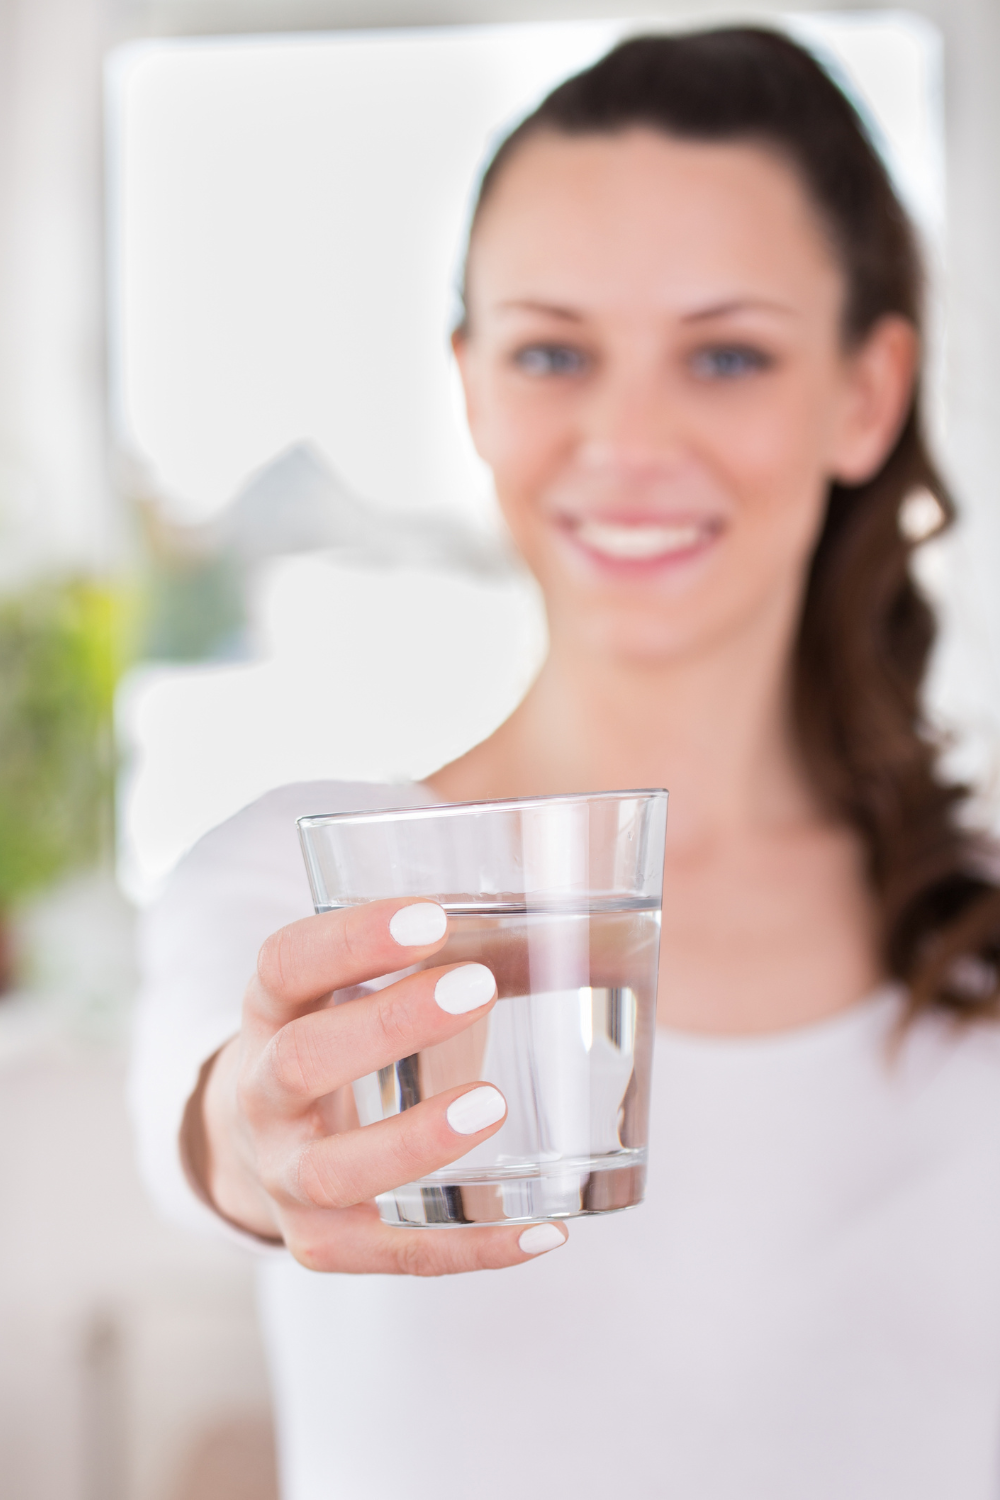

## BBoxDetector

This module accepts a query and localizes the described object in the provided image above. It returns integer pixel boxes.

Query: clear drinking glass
[298,789,668,1228]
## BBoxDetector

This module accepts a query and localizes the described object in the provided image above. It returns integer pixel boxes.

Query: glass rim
[297,786,668,834]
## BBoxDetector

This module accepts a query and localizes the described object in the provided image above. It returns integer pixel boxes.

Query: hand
[194,898,569,1273]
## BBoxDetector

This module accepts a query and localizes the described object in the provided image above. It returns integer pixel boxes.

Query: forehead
[466,128,843,318]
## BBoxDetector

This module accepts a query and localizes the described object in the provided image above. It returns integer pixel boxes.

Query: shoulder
[182,779,432,877]
[918,1008,1000,1088]
[893,1003,1000,1142]
[148,779,433,942]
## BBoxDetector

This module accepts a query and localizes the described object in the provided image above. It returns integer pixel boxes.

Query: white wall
[107,13,945,525]
[0,0,111,587]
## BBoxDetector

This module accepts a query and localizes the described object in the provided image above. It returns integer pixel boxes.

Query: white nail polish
[434,964,496,1015]
[389,902,447,947]
[518,1223,567,1255]
[445,1085,506,1135]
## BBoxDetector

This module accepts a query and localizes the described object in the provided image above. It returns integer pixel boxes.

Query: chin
[569,604,708,667]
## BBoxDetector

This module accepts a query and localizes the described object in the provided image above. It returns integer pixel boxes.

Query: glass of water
[297,789,668,1228]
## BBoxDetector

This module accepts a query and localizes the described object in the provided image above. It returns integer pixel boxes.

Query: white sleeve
[127,779,426,1251]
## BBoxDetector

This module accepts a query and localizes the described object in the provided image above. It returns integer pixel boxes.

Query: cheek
[477,383,574,526]
[699,377,837,560]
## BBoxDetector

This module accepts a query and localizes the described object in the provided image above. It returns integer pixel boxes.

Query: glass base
[376,1153,647,1227]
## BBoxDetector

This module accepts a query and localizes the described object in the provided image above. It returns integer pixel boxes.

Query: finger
[279,1200,569,1276]
[250,898,451,1027]
[254,961,497,1112]
[282,1084,509,1212]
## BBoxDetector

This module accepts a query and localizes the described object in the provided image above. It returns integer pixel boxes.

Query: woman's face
[455,129,914,665]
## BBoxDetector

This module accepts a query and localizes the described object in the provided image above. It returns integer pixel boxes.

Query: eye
[512,343,589,377]
[689,344,773,380]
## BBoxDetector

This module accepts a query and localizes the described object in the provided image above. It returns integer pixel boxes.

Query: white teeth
[575,519,707,560]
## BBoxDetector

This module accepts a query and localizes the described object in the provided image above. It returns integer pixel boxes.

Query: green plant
[0,580,129,956]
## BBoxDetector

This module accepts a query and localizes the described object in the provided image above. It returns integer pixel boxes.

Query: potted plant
[0,580,124,992]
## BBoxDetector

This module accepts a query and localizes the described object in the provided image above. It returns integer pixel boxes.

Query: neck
[434,589,821,852]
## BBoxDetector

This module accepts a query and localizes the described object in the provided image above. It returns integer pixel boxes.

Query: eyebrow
[492,296,797,323]
[494,299,585,321]
[680,297,798,323]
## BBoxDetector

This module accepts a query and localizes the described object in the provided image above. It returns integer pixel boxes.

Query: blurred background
[0,1,996,1496]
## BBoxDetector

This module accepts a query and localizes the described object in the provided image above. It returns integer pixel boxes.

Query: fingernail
[389,902,447,947]
[434,964,496,1015]
[518,1223,567,1255]
[445,1085,506,1135]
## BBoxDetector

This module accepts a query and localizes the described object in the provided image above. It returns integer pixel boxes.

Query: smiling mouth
[570,517,720,562]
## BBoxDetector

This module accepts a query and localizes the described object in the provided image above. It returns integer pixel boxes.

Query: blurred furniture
[0,876,277,1500]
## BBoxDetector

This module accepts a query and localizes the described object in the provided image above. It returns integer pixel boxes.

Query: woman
[133,28,1000,1499]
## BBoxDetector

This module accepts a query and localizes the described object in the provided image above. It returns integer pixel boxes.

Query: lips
[567,516,720,563]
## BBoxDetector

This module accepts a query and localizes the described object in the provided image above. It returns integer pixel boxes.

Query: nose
[576,360,683,474]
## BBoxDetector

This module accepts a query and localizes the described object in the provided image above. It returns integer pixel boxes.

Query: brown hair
[461,27,1000,1022]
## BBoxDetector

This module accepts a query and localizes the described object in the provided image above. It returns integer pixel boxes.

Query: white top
[131,781,1000,1500]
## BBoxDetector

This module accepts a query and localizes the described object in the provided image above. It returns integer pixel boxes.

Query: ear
[829,315,919,485]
